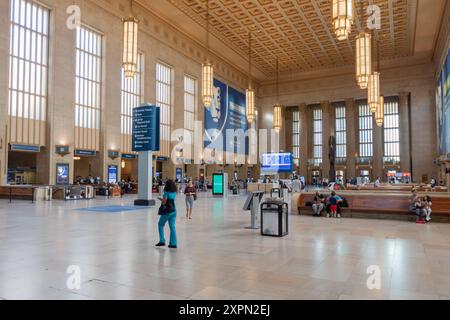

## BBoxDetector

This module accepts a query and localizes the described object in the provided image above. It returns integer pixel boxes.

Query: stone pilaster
[372,116,384,181]
[399,92,412,173]
[345,99,357,179]
[299,103,309,181]
[321,101,331,180]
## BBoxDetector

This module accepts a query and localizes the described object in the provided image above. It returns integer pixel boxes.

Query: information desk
[297,191,450,221]
[247,183,280,194]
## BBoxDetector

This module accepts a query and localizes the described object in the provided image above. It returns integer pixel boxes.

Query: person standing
[374,177,381,188]
[292,177,302,193]
[156,180,178,249]
[184,181,196,220]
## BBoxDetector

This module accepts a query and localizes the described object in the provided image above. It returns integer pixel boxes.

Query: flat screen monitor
[261,153,293,173]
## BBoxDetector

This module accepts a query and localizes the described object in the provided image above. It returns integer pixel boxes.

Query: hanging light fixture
[368,36,381,113]
[355,1,371,89]
[202,0,214,107]
[273,58,282,133]
[332,0,353,41]
[376,96,384,127]
[368,71,380,113]
[122,0,139,78]
[246,32,256,124]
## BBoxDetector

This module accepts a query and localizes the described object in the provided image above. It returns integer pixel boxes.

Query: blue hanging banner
[132,104,160,152]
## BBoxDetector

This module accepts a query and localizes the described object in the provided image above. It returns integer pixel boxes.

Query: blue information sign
[132,104,160,152]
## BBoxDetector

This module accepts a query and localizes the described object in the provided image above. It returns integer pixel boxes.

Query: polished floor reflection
[1,193,450,300]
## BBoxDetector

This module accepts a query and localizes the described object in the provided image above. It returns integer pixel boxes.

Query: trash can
[270,188,282,198]
[260,200,289,237]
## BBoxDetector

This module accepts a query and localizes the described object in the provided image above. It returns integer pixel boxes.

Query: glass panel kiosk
[243,191,265,229]
[212,173,228,197]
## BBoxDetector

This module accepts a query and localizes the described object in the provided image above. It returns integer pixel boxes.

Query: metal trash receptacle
[260,200,288,237]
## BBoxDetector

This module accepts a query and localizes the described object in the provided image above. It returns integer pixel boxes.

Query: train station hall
[1,0,450,302]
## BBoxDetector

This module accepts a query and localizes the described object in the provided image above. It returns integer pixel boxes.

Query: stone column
[299,103,309,181]
[372,116,383,180]
[345,99,357,179]
[321,101,331,181]
[399,92,412,173]
[284,107,295,157]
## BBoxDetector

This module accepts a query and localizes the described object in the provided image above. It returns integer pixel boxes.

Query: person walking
[156,179,178,249]
[184,181,197,219]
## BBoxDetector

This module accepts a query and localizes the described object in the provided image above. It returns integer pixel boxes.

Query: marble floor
[1,193,450,300]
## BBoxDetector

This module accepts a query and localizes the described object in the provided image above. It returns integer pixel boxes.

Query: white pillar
[134,151,155,206]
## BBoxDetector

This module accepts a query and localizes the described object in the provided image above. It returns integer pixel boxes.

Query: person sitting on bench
[409,189,422,217]
[312,191,325,217]
[422,196,432,223]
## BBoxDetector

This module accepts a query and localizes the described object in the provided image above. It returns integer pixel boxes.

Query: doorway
[7,151,38,185]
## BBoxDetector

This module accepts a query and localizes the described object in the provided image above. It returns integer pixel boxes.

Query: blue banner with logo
[204,79,248,155]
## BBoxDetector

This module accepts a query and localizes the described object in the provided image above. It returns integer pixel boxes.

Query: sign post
[132,104,160,207]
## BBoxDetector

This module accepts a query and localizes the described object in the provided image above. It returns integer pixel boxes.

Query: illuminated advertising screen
[212,174,224,195]
[56,163,69,185]
[261,153,293,173]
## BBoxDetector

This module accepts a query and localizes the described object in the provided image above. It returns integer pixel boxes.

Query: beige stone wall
[0,0,248,185]
[257,60,438,183]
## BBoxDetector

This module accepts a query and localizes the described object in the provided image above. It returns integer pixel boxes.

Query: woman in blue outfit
[156,179,178,249]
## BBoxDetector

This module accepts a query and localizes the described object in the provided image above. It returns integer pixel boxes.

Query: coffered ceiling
[139,0,445,80]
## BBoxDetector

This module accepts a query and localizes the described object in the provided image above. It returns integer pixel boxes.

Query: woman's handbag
[158,199,175,215]
[193,193,197,201]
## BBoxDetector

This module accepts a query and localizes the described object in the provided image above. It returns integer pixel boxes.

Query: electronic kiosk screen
[212,174,224,195]
[108,165,118,184]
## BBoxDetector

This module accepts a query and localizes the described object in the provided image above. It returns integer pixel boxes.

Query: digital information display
[108,165,118,184]
[261,153,293,173]
[176,168,183,182]
[212,174,224,195]
[132,104,160,152]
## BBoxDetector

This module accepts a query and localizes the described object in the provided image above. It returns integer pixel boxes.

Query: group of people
[409,188,432,223]
[311,191,345,218]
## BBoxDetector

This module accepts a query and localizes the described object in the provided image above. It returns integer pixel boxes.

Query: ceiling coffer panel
[166,0,410,77]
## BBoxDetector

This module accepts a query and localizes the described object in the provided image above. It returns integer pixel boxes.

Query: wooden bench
[297,191,450,222]
[0,186,35,202]
[298,193,351,216]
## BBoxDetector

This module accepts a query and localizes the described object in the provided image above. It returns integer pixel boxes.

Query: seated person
[409,189,422,217]
[326,191,342,218]
[312,191,325,217]
[422,196,432,223]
